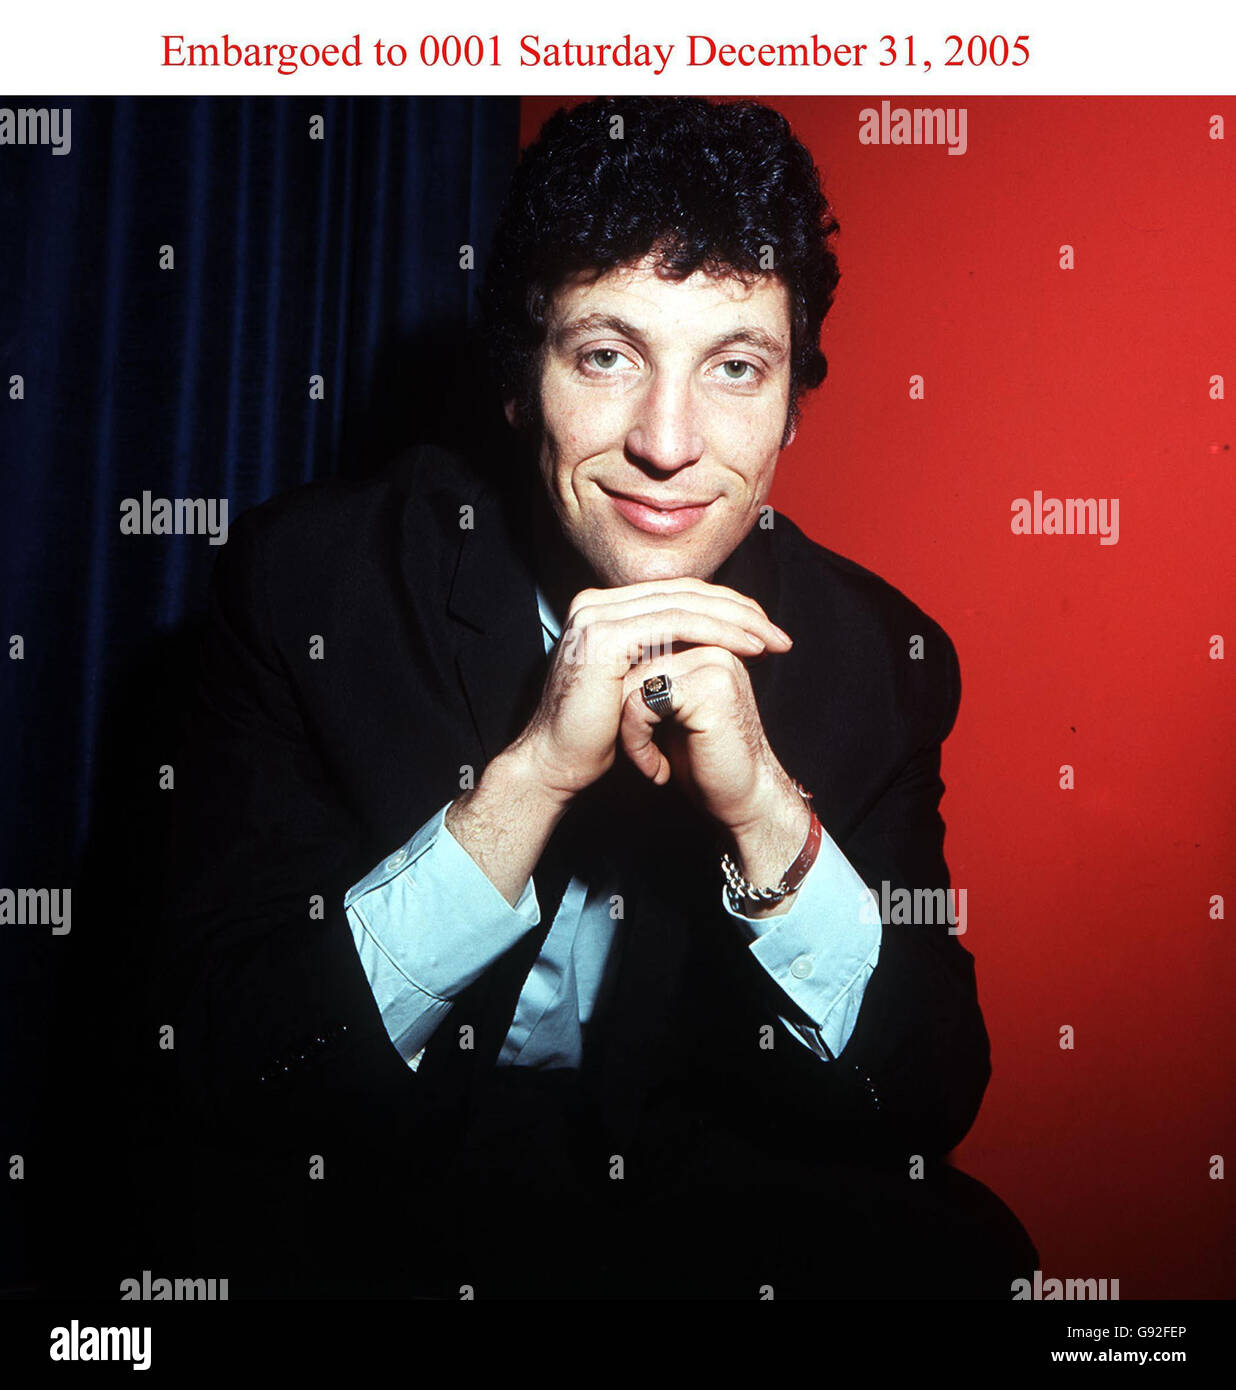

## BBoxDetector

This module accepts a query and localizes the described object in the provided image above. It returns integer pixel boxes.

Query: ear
[783,418,797,449]
[503,398,518,428]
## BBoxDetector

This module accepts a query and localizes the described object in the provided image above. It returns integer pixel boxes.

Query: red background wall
[521,95,1234,1299]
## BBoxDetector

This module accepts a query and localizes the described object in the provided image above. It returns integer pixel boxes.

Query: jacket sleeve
[697,628,989,1161]
[837,771,990,1152]
[804,630,989,1156]
[156,507,431,1156]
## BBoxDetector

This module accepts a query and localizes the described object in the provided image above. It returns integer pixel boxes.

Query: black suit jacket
[162,443,990,1183]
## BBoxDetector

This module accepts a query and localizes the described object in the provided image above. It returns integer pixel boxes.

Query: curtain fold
[0,96,520,1293]
[1,95,520,877]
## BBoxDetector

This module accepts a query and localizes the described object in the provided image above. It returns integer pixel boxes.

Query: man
[164,95,1035,1298]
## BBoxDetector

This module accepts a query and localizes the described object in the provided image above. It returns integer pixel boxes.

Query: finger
[619,648,752,781]
[567,576,766,614]
[569,611,771,676]
[619,682,673,784]
[568,580,790,644]
[621,646,750,719]
[567,575,789,644]
[568,589,790,652]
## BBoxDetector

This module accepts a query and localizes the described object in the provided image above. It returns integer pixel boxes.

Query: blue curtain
[0,95,520,1292]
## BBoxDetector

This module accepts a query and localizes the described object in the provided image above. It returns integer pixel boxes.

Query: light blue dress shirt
[345,589,882,1072]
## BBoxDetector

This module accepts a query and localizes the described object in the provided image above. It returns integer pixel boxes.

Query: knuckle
[576,621,604,656]
[556,626,584,665]
[696,664,737,700]
[567,589,601,622]
[583,620,626,668]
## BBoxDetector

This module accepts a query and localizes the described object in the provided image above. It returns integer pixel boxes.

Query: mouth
[600,486,718,537]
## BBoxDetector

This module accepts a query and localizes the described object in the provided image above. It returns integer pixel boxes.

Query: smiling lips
[603,487,717,537]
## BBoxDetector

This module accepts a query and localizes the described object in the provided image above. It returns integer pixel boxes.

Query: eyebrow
[710,327,789,361]
[553,308,784,358]
[551,313,789,362]
[551,313,642,349]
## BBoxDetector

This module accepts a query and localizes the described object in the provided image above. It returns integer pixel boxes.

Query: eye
[582,348,633,373]
[714,359,758,383]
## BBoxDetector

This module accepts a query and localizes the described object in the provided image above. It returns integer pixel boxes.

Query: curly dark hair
[480,95,841,442]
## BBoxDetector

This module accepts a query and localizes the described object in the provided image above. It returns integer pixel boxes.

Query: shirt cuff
[344,801,540,1001]
[721,824,881,1059]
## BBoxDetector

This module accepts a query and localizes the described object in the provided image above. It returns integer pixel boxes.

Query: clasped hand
[513,578,804,843]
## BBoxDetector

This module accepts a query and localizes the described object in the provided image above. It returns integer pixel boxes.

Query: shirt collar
[535,584,562,645]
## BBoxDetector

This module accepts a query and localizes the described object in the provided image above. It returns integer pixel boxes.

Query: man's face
[517,257,796,588]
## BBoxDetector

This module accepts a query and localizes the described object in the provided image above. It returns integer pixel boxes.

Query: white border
[1,0,1232,95]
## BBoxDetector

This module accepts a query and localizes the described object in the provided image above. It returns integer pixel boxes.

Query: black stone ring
[640,673,674,717]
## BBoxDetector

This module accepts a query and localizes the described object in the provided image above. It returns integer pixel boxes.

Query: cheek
[543,434,584,493]
[539,432,593,518]
[716,394,785,459]
[544,409,623,489]
[728,429,781,491]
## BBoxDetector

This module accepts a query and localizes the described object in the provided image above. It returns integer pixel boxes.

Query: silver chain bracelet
[720,780,820,913]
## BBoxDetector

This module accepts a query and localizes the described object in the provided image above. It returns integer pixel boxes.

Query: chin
[606,547,718,587]
[568,515,735,588]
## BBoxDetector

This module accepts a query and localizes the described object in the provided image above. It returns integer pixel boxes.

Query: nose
[624,370,705,475]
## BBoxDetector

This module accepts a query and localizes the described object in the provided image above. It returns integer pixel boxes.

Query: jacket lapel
[429,478,548,763]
